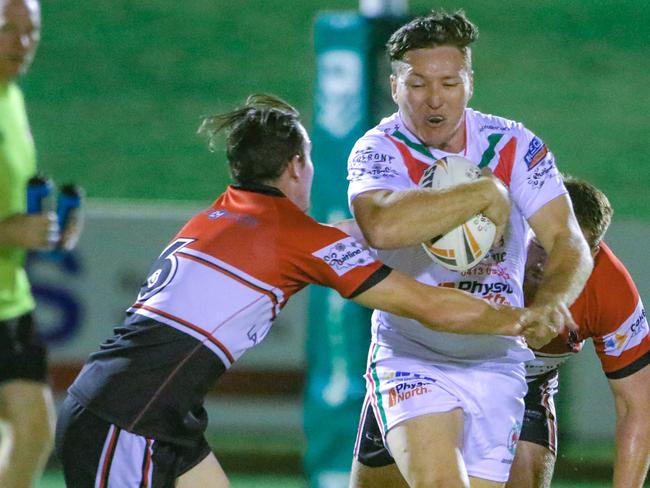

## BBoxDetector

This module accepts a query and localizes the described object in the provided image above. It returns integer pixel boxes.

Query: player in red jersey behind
[507,177,650,488]
[54,95,557,488]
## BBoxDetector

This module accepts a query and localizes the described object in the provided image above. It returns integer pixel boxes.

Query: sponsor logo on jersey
[603,304,648,357]
[441,280,513,305]
[348,164,399,181]
[351,147,395,165]
[461,263,512,280]
[524,137,548,170]
[526,159,557,190]
[479,124,510,133]
[207,209,259,227]
[313,237,375,276]
[208,209,227,219]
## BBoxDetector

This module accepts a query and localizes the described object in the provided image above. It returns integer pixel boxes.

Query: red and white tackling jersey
[127,185,387,369]
[347,109,567,363]
[527,242,650,379]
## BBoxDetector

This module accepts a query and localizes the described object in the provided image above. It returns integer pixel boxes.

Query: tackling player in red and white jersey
[54,95,554,488]
[508,177,650,488]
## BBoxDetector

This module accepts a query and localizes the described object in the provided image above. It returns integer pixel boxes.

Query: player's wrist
[481,303,522,336]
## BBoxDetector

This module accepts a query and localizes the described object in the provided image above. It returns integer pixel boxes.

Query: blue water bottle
[57,184,82,237]
[54,184,84,257]
[26,175,55,214]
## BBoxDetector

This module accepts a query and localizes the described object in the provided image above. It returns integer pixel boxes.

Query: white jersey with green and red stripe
[347,109,567,364]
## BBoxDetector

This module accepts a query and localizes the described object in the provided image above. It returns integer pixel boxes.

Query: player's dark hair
[387,9,478,69]
[564,176,613,249]
[198,94,305,185]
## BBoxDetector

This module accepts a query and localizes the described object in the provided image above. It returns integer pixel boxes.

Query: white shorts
[364,342,528,482]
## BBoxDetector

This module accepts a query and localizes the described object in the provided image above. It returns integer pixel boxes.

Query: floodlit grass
[39,470,615,488]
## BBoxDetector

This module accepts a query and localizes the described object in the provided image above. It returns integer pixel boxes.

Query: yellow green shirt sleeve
[0,82,37,320]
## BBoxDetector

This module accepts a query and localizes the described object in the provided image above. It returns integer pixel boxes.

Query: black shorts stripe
[140,439,153,488]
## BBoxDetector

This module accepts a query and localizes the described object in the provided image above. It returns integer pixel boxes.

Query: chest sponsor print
[441,280,514,305]
[349,147,399,181]
[351,147,396,166]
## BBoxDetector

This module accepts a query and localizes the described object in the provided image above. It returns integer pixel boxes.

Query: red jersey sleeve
[582,243,650,378]
[282,214,390,299]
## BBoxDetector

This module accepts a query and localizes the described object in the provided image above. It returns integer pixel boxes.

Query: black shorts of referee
[0,312,48,384]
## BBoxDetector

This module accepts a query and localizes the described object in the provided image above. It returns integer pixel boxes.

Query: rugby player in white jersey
[350,178,650,488]
[346,10,592,488]
[54,95,555,488]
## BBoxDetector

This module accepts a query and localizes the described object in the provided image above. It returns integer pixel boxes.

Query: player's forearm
[353,271,524,336]
[613,411,650,488]
[530,232,592,307]
[396,281,523,336]
[354,178,497,249]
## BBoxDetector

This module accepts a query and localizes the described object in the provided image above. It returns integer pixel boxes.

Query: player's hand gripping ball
[419,156,496,271]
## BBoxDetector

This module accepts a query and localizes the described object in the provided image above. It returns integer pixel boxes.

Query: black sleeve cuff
[348,265,392,299]
[606,349,650,380]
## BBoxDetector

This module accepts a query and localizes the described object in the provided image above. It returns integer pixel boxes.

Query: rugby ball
[419,156,496,271]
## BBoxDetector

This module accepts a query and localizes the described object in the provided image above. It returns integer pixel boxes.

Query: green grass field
[38,470,611,488]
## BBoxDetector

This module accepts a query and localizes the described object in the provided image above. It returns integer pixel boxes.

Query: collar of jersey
[395,111,468,159]
[231,183,285,197]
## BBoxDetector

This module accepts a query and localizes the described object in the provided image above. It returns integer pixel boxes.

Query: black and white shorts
[0,312,48,384]
[55,395,212,488]
[519,369,559,455]
[354,368,560,468]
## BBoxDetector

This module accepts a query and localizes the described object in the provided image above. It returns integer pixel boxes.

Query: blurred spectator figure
[0,0,81,486]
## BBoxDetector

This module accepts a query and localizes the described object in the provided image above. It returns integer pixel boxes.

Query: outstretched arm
[608,364,650,488]
[352,269,553,345]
